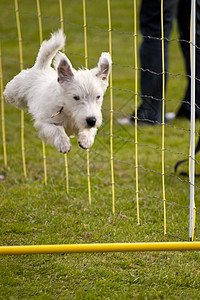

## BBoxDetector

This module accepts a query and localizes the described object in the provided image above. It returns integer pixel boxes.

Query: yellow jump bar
[1,242,200,255]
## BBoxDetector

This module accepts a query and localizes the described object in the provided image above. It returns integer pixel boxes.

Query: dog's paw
[78,132,95,150]
[54,135,71,153]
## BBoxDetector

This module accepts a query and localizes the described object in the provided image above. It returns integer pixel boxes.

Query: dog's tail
[34,29,66,69]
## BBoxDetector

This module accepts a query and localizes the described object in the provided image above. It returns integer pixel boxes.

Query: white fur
[3,30,112,153]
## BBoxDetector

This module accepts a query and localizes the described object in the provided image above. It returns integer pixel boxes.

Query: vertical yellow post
[107,0,115,214]
[82,0,92,205]
[0,45,7,168]
[133,0,140,225]
[58,0,69,194]
[36,0,48,186]
[64,153,69,194]
[161,0,166,235]
[14,0,27,178]
[82,0,88,69]
[36,0,43,44]
[59,0,65,51]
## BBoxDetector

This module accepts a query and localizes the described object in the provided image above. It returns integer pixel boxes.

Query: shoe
[165,112,176,122]
[117,117,155,126]
[117,112,178,126]
[117,117,132,125]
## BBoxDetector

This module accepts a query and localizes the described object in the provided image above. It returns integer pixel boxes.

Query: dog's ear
[96,52,112,82]
[57,58,74,83]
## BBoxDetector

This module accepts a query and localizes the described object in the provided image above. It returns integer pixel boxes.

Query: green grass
[1,0,200,299]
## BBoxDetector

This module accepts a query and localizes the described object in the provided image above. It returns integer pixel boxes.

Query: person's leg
[176,0,200,119]
[134,0,178,124]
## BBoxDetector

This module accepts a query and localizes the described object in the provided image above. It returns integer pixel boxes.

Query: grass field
[1,0,200,299]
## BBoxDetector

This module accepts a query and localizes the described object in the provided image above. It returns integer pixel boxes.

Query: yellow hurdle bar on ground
[1,242,200,255]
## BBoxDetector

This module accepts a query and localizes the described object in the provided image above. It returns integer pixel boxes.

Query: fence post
[189,0,196,240]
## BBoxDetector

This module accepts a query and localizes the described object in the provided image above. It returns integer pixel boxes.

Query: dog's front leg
[54,126,72,153]
[35,122,71,153]
[78,128,97,150]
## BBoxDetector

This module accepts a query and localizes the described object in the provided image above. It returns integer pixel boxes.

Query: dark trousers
[136,0,200,123]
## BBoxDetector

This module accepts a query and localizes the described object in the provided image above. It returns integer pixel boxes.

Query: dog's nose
[86,117,96,127]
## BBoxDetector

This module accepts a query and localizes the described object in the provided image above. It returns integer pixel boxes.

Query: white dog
[4,30,111,153]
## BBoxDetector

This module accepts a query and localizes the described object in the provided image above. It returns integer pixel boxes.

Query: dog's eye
[96,95,101,100]
[73,96,80,101]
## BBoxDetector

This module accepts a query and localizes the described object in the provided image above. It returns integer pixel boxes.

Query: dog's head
[55,52,112,132]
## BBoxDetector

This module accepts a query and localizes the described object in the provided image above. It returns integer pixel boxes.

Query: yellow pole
[107,0,115,215]
[58,0,69,193]
[82,0,92,205]
[1,242,200,255]
[41,141,47,186]
[36,0,48,186]
[83,0,88,69]
[64,153,69,193]
[36,0,43,44]
[161,0,166,235]
[0,45,7,168]
[86,149,92,205]
[133,0,139,225]
[59,0,65,52]
[14,0,27,177]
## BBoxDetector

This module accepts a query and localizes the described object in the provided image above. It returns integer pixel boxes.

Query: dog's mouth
[51,106,64,118]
